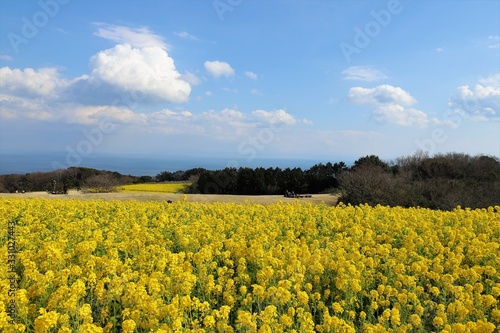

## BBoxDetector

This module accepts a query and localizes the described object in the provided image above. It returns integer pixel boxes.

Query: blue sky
[0,0,499,171]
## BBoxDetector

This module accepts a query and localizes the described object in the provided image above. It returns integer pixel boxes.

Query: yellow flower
[280,314,294,327]
[297,291,309,306]
[410,314,421,327]
[122,319,136,333]
[203,315,216,327]
[433,316,444,327]
[390,308,400,326]
[332,302,343,314]
[78,304,93,324]
[482,295,497,307]
[79,323,104,333]
[253,284,265,298]
[34,309,59,333]
[236,310,257,331]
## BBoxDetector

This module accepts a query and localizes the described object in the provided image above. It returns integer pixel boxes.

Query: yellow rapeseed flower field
[118,183,190,193]
[1,198,499,332]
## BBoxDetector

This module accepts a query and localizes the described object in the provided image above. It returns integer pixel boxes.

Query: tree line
[0,167,137,193]
[338,152,499,210]
[1,152,498,210]
[189,162,348,195]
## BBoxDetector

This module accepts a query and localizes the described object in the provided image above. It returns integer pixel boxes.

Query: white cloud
[93,23,168,49]
[348,85,428,127]
[84,43,191,104]
[479,73,500,85]
[205,108,245,120]
[435,47,445,53]
[0,67,67,99]
[64,105,146,125]
[204,60,235,78]
[0,37,191,123]
[348,85,416,106]
[448,74,500,121]
[149,109,193,124]
[245,71,258,80]
[200,108,253,139]
[373,104,429,127]
[0,54,13,61]
[252,109,297,126]
[0,92,57,121]
[342,66,387,81]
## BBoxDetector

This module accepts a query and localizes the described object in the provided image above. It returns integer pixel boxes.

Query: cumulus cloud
[0,67,67,99]
[348,85,428,126]
[203,108,245,122]
[62,105,146,125]
[373,104,429,127]
[204,60,235,78]
[252,109,297,126]
[348,85,416,106]
[0,91,57,121]
[76,43,191,104]
[149,109,193,124]
[448,74,500,121]
[93,23,168,49]
[0,34,191,123]
[342,66,387,82]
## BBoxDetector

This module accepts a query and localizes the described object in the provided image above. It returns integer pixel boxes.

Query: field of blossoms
[118,184,190,194]
[1,198,499,333]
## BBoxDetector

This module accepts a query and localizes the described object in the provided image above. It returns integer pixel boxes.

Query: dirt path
[0,190,339,205]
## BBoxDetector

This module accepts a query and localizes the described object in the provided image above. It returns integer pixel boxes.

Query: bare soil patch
[0,190,339,205]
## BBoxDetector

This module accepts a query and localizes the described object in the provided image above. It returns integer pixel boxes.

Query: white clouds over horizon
[1,2,498,162]
[0,23,193,124]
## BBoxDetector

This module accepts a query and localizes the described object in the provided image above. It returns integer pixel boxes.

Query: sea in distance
[0,152,353,176]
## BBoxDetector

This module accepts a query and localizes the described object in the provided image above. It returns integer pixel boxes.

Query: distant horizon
[0,151,357,176]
